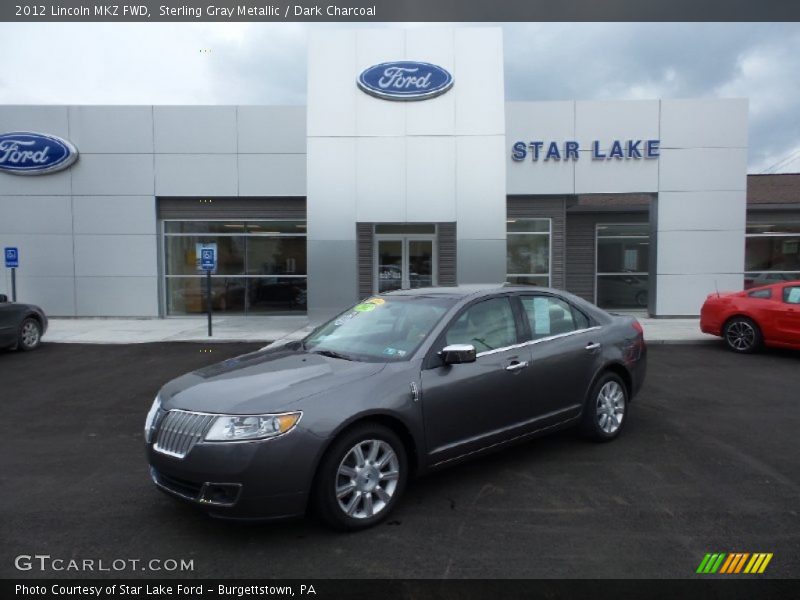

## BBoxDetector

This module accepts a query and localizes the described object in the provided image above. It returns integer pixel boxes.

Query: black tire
[312,423,407,531]
[17,317,42,351]
[580,372,628,442]
[723,317,762,354]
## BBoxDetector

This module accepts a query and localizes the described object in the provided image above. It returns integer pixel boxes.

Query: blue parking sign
[4,247,19,268]
[200,247,216,270]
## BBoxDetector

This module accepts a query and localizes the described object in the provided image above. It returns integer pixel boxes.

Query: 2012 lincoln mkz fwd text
[144,285,646,530]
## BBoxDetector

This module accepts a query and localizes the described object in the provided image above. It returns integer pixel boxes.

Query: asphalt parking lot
[1,341,798,579]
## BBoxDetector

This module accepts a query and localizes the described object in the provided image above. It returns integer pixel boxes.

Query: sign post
[4,247,19,302]
[199,247,217,337]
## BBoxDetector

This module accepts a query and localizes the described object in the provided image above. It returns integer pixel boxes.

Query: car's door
[517,294,603,423]
[775,285,800,343]
[420,295,535,465]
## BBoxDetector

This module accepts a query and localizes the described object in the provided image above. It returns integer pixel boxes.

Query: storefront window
[506,218,551,287]
[246,237,306,275]
[744,222,800,289]
[165,235,246,276]
[596,223,650,309]
[163,220,307,315]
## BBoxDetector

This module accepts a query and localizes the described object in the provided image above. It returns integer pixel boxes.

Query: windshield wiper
[311,349,355,361]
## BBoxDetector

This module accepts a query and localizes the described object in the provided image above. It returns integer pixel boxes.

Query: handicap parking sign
[4,247,19,268]
[200,247,216,270]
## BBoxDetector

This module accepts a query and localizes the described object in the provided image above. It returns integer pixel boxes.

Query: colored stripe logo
[696,553,773,574]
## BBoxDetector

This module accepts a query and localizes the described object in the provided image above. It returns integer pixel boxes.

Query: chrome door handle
[585,342,601,351]
[505,361,529,372]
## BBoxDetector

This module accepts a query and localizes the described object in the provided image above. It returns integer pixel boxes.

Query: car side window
[571,306,591,330]
[445,297,517,352]
[521,296,579,339]
[783,286,800,305]
[748,289,772,299]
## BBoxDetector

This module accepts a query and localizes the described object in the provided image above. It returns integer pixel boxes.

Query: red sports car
[700,281,800,353]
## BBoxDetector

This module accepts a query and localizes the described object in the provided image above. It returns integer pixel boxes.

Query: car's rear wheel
[313,423,407,531]
[17,318,42,351]
[581,372,627,442]
[723,317,762,354]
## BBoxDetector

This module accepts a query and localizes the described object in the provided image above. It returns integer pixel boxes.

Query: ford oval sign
[357,61,454,101]
[0,131,79,176]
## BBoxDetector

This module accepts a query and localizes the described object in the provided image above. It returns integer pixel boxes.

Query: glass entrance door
[376,239,404,293]
[408,239,434,288]
[375,236,436,293]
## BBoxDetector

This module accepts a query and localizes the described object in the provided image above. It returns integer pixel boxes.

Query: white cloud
[1,22,799,172]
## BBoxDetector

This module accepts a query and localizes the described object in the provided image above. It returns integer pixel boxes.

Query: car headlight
[144,396,162,443]
[204,412,302,442]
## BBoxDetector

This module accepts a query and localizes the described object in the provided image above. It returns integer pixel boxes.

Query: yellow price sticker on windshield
[365,297,385,305]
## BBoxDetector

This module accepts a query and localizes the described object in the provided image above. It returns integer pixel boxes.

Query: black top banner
[2,0,800,22]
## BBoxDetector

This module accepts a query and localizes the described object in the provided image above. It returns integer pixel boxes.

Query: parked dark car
[0,294,47,351]
[145,284,647,530]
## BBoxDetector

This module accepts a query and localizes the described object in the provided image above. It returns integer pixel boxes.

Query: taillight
[632,320,644,335]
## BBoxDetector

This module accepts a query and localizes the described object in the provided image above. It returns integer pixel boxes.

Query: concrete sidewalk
[42,316,312,345]
[638,317,715,343]
[40,315,716,345]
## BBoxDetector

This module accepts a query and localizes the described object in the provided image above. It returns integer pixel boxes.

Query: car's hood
[159,346,386,414]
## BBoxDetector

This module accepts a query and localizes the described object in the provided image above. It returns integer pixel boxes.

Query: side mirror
[0,294,7,303]
[440,344,476,365]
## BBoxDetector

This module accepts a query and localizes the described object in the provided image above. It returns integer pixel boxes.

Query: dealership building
[1,27,799,321]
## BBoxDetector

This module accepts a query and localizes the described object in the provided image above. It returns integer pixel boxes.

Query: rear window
[572,307,591,329]
[520,296,580,339]
[748,289,772,299]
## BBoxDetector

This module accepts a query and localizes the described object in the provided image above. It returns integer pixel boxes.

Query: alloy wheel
[335,439,400,519]
[20,321,40,348]
[596,380,625,434]
[726,320,755,351]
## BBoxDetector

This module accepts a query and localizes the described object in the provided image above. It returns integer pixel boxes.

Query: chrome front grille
[153,410,215,459]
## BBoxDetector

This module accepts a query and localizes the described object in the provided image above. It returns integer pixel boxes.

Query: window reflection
[744,222,800,289]
[506,218,551,286]
[596,223,650,309]
[164,220,307,315]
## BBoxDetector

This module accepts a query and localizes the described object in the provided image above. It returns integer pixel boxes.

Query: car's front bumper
[146,426,324,520]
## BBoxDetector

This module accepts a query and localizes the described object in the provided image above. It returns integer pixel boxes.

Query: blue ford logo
[0,131,79,175]
[357,61,454,101]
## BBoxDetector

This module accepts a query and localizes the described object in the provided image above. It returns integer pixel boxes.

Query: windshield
[304,295,456,362]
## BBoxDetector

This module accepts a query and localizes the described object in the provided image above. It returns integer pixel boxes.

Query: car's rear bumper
[700,304,723,336]
[699,318,722,336]
[632,346,647,399]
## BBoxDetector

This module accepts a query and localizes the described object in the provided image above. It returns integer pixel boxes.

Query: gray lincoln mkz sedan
[145,285,646,530]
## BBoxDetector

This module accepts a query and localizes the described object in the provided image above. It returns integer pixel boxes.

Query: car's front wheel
[581,372,628,442]
[723,317,762,353]
[17,318,42,351]
[313,423,407,530]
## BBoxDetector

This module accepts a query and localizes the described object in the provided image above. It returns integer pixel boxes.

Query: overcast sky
[2,22,798,173]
